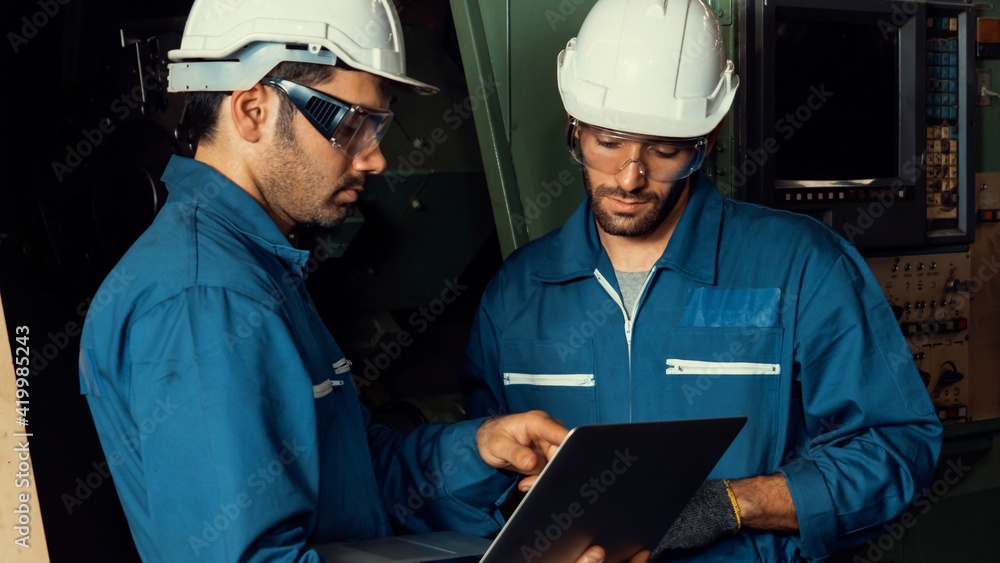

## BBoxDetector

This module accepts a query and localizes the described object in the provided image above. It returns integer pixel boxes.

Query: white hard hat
[558,0,738,138]
[167,0,437,94]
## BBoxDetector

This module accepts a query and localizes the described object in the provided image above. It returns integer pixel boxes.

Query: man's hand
[475,410,567,475]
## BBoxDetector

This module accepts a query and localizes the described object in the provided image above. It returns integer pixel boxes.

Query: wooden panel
[1,291,50,562]
[970,172,1000,421]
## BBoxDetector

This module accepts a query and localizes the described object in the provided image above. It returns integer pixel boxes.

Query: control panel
[925,15,962,232]
[866,252,972,424]
[923,7,975,243]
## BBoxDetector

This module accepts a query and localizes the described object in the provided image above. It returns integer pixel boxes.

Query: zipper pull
[313,379,345,398]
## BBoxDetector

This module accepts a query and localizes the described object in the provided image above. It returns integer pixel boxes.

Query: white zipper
[665,358,780,375]
[595,269,629,339]
[503,373,596,387]
[313,379,345,398]
[595,268,654,422]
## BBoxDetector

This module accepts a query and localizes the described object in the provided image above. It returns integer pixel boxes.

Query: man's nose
[354,144,387,175]
[615,159,646,191]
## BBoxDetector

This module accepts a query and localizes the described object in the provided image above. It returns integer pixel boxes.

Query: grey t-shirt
[615,270,649,320]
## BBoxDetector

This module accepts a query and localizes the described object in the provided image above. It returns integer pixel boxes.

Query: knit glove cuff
[651,479,741,557]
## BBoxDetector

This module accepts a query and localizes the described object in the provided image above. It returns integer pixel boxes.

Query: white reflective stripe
[332,358,353,375]
[664,359,780,375]
[503,373,596,387]
[313,379,345,398]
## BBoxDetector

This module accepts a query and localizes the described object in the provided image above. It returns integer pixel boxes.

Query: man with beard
[460,0,941,561]
[77,1,617,561]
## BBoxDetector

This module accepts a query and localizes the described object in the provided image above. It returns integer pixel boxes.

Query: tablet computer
[313,531,490,562]
[312,416,746,562]
[480,416,746,562]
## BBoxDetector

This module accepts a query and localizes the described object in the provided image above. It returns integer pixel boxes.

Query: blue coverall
[80,156,510,562]
[462,172,943,561]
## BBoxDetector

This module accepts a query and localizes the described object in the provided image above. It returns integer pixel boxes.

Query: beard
[258,125,366,229]
[305,171,366,229]
[583,167,688,237]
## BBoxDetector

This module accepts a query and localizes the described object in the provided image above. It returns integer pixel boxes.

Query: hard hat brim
[168,42,439,95]
[368,68,439,96]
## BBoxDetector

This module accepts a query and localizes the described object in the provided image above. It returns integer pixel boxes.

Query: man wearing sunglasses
[77,1,618,561]
[461,0,941,561]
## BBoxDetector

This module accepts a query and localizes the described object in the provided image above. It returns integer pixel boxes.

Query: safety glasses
[263,77,393,159]
[567,118,707,182]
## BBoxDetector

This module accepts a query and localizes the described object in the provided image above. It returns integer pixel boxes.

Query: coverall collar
[160,155,311,271]
[533,171,722,285]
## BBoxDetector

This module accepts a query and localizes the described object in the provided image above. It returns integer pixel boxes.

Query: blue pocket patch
[682,288,782,328]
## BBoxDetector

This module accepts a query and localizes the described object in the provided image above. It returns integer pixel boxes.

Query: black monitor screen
[773,9,900,181]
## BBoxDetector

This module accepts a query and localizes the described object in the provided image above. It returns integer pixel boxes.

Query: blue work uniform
[80,156,510,562]
[462,172,942,562]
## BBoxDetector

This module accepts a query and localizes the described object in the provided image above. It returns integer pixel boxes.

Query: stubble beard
[582,167,688,237]
[258,123,366,230]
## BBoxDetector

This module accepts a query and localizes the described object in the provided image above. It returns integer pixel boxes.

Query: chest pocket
[500,339,597,429]
[664,287,786,475]
[663,326,784,476]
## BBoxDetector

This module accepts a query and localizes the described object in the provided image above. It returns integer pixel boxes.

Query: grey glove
[651,479,741,559]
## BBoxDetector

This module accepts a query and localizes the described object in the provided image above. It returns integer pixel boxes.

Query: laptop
[313,417,746,562]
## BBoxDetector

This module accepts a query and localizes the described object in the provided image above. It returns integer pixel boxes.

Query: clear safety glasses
[263,77,393,160]
[567,118,708,182]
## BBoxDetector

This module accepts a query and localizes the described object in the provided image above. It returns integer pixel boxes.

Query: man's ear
[229,83,273,143]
